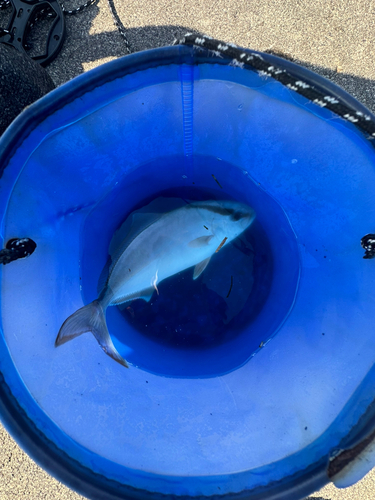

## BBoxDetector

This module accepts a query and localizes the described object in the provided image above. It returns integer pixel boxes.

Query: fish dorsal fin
[112,286,156,307]
[108,212,164,273]
[97,256,112,296]
[108,197,188,272]
[188,235,214,248]
[193,257,211,280]
[109,197,187,260]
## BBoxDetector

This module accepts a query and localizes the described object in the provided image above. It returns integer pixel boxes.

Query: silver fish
[55,199,256,367]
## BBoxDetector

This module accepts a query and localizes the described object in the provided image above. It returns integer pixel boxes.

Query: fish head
[216,201,255,240]
[190,200,256,241]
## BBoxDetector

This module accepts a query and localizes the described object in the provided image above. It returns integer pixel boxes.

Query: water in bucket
[73,154,299,377]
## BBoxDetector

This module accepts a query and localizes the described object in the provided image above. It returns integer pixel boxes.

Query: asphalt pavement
[1,0,375,498]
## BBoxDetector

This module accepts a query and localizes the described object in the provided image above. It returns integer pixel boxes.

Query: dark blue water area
[119,204,270,349]
[80,155,300,377]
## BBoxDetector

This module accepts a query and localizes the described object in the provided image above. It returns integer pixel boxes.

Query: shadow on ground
[1,0,375,116]
[48,4,375,114]
[1,1,374,113]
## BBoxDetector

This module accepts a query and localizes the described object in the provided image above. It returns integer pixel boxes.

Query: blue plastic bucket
[1,41,375,500]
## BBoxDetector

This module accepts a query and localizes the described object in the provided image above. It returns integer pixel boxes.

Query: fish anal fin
[188,235,214,248]
[109,197,186,264]
[111,286,155,307]
[193,257,211,280]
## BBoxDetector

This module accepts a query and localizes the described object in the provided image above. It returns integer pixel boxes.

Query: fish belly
[108,244,213,305]
[106,205,217,304]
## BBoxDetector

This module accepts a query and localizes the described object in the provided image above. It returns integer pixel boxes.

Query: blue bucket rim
[1,43,375,174]
[0,44,374,499]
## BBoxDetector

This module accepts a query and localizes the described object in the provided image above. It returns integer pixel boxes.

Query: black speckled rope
[174,34,375,142]
[174,34,375,257]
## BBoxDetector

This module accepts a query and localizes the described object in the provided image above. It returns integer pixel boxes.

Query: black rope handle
[174,34,375,258]
[0,238,36,265]
[361,235,375,259]
[174,34,375,143]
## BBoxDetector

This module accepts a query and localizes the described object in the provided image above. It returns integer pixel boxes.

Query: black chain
[24,0,99,37]
[0,0,99,34]
[0,0,98,14]
[0,0,131,50]
[107,0,130,53]
[61,0,98,16]
[0,0,101,55]
[27,0,100,29]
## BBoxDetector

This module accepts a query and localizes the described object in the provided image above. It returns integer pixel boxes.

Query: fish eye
[231,211,246,221]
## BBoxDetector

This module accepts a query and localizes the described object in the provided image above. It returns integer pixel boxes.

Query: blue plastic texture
[0,45,375,500]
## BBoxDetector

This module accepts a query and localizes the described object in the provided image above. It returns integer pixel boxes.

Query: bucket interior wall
[1,49,375,498]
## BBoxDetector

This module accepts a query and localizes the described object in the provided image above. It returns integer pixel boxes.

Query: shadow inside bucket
[80,154,300,377]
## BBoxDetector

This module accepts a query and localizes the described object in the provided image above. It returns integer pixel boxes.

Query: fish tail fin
[55,300,129,368]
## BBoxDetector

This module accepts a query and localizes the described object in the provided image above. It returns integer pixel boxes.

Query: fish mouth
[244,210,256,222]
[242,210,256,229]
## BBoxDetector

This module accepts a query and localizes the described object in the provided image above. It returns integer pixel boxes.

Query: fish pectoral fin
[112,286,155,307]
[188,235,214,248]
[193,257,211,280]
[140,286,156,302]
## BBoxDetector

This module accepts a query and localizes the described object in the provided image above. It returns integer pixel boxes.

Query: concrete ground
[1,0,375,498]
